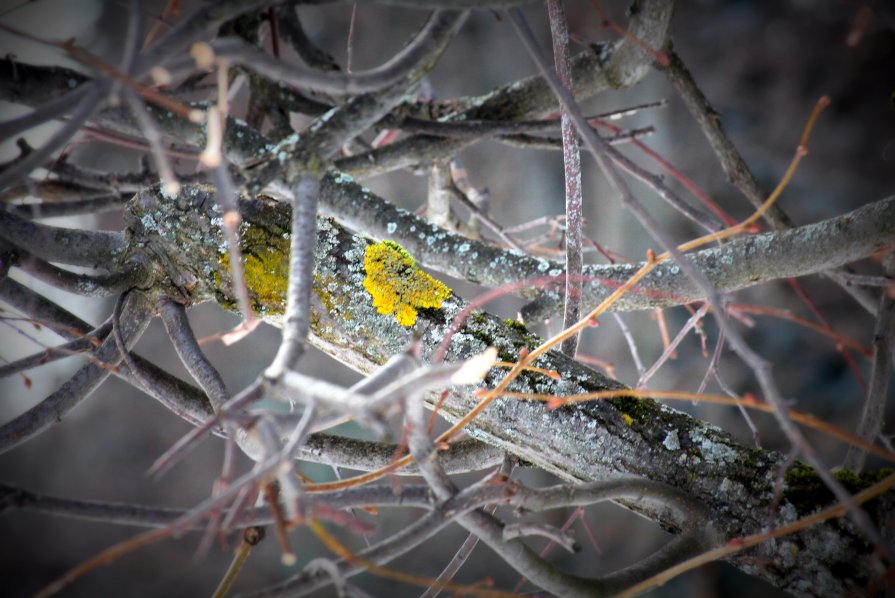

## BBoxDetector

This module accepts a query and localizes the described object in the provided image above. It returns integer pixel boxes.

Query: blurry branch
[662,47,880,314]
[0,82,93,142]
[844,265,895,471]
[0,84,107,192]
[0,278,215,425]
[263,173,319,375]
[0,481,436,529]
[0,291,152,455]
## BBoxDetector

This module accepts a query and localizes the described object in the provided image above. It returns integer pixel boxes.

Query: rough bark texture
[124,183,895,597]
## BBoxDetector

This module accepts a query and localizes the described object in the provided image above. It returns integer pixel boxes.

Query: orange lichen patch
[362,240,451,327]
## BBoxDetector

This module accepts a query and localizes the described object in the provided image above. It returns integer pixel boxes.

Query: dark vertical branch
[547,0,583,357]
[275,6,341,71]
[844,279,895,471]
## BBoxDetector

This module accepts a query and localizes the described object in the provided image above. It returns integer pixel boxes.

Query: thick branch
[319,175,895,317]
[130,184,895,596]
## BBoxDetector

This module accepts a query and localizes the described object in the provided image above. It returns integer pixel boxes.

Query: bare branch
[0,84,106,192]
[265,176,320,377]
[0,291,152,455]
[547,0,584,357]
[0,208,126,268]
[158,297,230,411]
[662,47,880,315]
[319,175,895,316]
[844,286,895,471]
[210,10,467,96]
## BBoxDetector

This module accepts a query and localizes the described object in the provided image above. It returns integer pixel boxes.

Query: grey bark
[123,183,895,597]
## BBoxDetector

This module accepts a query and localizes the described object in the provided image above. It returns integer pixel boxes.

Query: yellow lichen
[218,224,289,315]
[362,240,451,327]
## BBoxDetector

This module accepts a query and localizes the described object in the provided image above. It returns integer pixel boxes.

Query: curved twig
[0,291,152,455]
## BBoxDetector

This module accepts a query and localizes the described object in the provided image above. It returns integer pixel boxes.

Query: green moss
[736,448,762,470]
[470,312,489,326]
[610,395,649,424]
[783,462,893,516]
[381,239,414,264]
[467,324,515,362]
[503,319,529,333]
[464,312,535,366]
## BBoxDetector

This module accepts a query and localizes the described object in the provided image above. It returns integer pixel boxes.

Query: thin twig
[212,527,265,598]
[123,90,181,197]
[613,313,645,379]
[844,286,895,471]
[638,303,709,388]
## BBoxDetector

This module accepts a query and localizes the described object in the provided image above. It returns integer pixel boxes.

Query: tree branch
[318,174,895,317]
[129,183,895,595]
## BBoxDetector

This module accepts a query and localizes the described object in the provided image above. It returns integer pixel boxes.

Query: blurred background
[1,0,893,596]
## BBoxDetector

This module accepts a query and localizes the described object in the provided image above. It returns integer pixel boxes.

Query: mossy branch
[128,184,895,597]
